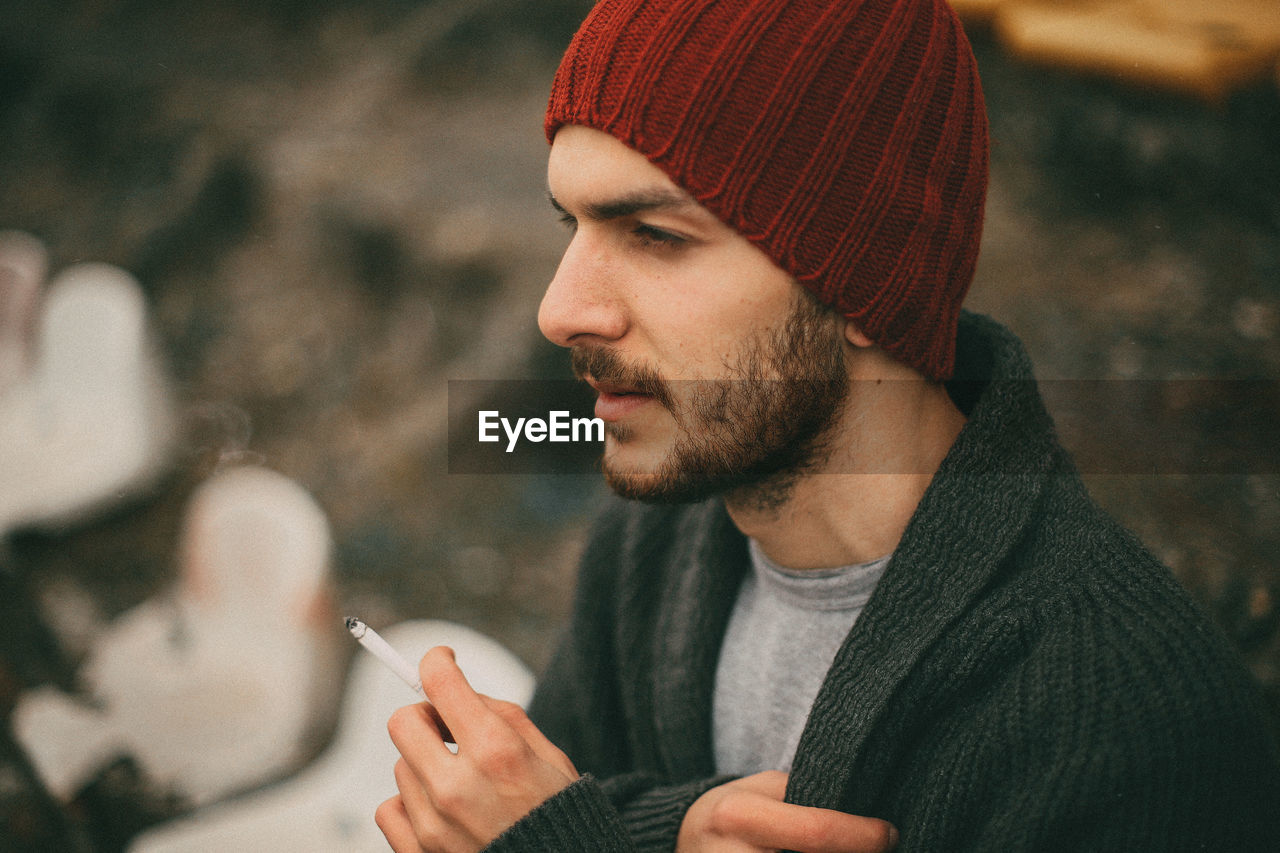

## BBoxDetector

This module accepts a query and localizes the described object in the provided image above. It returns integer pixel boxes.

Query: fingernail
[888,824,900,848]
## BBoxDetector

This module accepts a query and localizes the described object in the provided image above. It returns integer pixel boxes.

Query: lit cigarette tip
[344,615,425,698]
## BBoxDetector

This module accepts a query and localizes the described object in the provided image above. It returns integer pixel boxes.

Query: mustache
[570,346,674,410]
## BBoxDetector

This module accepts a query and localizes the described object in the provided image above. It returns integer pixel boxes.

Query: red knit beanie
[546,0,988,380]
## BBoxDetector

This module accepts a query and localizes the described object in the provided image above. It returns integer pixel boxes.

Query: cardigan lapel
[785,313,1064,812]
[651,499,749,781]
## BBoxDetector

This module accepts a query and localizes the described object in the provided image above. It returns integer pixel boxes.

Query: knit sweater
[490,312,1280,852]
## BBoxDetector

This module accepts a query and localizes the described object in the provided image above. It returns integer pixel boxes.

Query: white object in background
[126,620,535,853]
[12,465,342,808]
[0,230,48,392]
[0,259,174,534]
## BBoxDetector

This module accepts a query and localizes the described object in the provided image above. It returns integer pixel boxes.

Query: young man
[378,1,1280,850]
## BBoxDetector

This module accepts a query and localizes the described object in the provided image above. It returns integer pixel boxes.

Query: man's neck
[723,372,965,570]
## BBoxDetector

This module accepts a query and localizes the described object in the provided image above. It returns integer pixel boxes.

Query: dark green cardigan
[491,313,1280,851]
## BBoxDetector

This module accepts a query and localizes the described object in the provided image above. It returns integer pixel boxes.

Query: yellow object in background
[950,0,1280,101]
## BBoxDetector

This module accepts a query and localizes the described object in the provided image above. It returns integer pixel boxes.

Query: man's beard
[571,293,848,509]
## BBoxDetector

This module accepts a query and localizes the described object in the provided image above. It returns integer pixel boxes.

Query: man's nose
[537,232,627,349]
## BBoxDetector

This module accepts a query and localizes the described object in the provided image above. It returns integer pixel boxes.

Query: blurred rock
[0,258,175,536]
[12,465,342,809]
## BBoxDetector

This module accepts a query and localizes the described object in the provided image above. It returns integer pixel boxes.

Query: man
[377,1,1280,850]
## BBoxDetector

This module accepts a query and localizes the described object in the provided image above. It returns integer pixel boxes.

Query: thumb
[730,769,790,799]
[726,773,899,852]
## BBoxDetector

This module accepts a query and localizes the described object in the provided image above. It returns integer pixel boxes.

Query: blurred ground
[0,0,1277,849]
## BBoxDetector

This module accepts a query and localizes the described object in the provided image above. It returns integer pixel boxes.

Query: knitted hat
[546,0,988,380]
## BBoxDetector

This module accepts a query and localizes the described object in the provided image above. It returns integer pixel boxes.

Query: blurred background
[0,0,1277,849]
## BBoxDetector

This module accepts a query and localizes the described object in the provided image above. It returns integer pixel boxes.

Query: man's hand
[677,771,898,853]
[376,646,579,853]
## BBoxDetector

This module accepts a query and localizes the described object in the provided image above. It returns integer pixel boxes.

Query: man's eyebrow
[547,188,697,221]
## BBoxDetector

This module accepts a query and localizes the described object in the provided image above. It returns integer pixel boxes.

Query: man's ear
[843,318,874,349]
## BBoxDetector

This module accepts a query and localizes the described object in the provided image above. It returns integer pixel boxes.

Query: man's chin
[599,431,816,509]
[599,444,696,504]
[599,446,732,505]
[602,465,712,504]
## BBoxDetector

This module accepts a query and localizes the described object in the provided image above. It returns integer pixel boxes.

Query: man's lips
[586,377,656,421]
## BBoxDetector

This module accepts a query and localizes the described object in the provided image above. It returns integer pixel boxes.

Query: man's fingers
[388,761,436,848]
[387,700,454,781]
[720,768,789,799]
[479,695,579,778]
[772,805,896,853]
[374,795,421,853]
[420,699,456,744]
[417,645,494,746]
[479,695,548,751]
[388,758,477,852]
[715,790,898,853]
[384,650,579,849]
[393,758,432,819]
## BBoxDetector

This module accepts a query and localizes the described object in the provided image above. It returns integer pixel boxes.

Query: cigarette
[345,616,426,698]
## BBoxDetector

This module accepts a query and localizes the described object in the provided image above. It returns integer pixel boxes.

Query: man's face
[540,126,848,504]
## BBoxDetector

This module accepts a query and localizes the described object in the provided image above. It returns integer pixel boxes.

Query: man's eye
[632,225,685,248]
[558,211,578,232]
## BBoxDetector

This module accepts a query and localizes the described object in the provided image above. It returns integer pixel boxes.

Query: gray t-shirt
[712,539,890,776]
